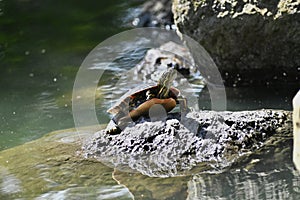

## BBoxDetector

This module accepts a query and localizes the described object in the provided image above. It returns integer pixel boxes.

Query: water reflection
[0,167,22,195]
[185,137,300,200]
[35,185,133,200]
[110,136,300,200]
[188,168,300,200]
[35,91,60,112]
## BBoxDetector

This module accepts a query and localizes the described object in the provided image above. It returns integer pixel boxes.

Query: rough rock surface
[132,0,174,28]
[172,0,300,86]
[133,41,197,80]
[83,109,292,177]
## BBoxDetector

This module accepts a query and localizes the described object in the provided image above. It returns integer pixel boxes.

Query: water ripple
[35,185,134,200]
[0,167,22,194]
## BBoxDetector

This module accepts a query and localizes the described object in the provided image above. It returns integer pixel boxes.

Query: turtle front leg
[106,98,177,135]
[106,124,122,135]
[106,111,128,135]
[106,116,133,135]
[130,98,177,120]
[177,96,189,117]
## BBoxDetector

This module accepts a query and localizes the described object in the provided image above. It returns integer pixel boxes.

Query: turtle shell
[107,83,179,115]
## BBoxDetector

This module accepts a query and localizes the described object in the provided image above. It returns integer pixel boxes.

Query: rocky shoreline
[82,0,297,177]
[131,0,300,86]
[83,109,292,177]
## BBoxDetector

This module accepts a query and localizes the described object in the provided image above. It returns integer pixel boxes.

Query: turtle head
[157,68,177,98]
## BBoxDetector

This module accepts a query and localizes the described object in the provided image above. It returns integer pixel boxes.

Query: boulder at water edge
[84,109,292,177]
[172,0,300,86]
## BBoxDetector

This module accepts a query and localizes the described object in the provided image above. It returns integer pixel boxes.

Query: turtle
[106,68,188,135]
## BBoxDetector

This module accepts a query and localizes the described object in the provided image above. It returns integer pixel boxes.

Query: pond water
[0,0,141,150]
[0,0,299,199]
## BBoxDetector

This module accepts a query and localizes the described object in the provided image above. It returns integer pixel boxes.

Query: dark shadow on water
[199,85,298,111]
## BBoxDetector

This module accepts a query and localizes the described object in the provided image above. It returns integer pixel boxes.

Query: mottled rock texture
[134,41,196,79]
[84,109,292,177]
[132,0,174,28]
[172,0,300,86]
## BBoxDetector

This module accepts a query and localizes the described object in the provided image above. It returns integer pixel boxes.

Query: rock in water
[134,41,197,80]
[83,110,292,177]
[172,0,300,86]
[132,0,174,28]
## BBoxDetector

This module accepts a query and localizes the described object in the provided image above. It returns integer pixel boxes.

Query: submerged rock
[0,126,129,199]
[0,126,190,199]
[83,109,292,177]
[172,0,300,86]
[0,124,295,199]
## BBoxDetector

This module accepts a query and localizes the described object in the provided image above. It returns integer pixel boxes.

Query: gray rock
[132,0,174,28]
[134,41,197,80]
[83,109,292,177]
[172,0,300,86]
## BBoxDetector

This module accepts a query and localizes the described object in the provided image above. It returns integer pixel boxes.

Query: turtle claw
[105,115,132,135]
[106,126,122,135]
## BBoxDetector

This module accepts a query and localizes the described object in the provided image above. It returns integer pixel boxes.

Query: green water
[0,0,141,150]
